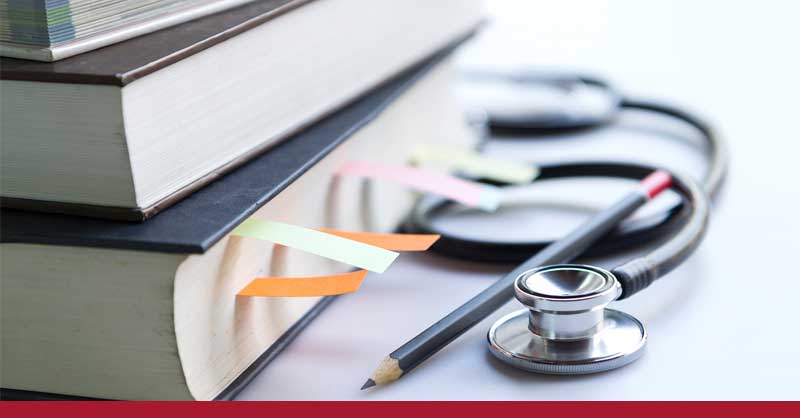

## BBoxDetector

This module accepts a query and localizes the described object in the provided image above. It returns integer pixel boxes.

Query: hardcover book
[0,47,479,400]
[0,0,483,220]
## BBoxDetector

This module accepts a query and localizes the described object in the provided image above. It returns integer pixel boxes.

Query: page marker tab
[238,270,368,297]
[410,144,539,184]
[318,229,440,251]
[337,161,501,212]
[232,219,398,273]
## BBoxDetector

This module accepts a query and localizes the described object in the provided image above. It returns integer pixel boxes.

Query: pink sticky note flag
[337,161,501,211]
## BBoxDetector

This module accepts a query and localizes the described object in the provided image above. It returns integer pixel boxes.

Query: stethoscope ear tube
[408,72,726,301]
[404,162,709,299]
[403,161,690,256]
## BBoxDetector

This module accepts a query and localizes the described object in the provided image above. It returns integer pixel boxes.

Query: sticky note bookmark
[337,161,502,212]
[318,229,440,251]
[410,144,539,185]
[233,229,440,297]
[232,219,398,273]
[238,270,368,297]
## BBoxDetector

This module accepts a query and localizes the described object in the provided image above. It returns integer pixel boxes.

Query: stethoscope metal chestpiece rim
[488,264,647,375]
[515,265,620,314]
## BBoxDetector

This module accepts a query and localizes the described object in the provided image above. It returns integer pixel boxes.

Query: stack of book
[0,0,484,400]
[0,0,256,61]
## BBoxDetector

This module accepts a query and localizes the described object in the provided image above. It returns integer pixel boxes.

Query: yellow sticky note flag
[409,144,539,184]
[317,229,440,251]
[232,219,398,273]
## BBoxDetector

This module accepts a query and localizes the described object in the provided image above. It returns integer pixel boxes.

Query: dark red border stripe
[1,401,799,418]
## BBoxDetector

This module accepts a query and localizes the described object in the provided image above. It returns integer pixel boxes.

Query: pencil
[361,170,673,389]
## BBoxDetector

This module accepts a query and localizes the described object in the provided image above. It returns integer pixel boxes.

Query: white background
[238,0,800,400]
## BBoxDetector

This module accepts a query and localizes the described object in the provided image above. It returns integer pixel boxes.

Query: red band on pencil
[639,170,672,199]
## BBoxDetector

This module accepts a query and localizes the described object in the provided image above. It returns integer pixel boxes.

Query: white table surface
[237,0,800,400]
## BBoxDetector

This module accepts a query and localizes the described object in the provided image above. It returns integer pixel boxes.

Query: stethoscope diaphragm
[487,264,647,374]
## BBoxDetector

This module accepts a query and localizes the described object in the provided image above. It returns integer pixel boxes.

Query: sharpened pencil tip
[364,356,403,389]
[361,379,376,390]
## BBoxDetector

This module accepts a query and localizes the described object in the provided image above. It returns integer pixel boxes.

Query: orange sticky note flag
[237,270,368,297]
[318,229,440,251]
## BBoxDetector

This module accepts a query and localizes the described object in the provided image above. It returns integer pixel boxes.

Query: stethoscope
[402,72,728,374]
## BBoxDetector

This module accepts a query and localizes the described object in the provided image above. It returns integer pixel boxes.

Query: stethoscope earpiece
[488,264,647,374]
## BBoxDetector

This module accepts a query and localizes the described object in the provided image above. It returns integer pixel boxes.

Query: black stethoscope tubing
[402,76,727,276]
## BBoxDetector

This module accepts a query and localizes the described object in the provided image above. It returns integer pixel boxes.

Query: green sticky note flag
[410,144,539,184]
[231,219,399,273]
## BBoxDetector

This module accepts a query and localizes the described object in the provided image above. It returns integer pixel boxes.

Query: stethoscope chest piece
[488,264,647,375]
